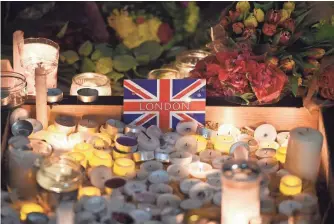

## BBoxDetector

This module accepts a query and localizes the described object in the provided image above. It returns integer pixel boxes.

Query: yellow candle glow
[113,158,135,177]
[279,175,302,196]
[276,147,287,164]
[77,186,101,199]
[88,150,113,168]
[66,152,87,168]
[213,135,234,153]
[194,135,207,153]
[73,143,94,159]
[20,203,44,221]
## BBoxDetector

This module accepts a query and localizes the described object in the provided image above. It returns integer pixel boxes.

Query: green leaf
[106,71,124,83]
[78,41,93,56]
[239,93,255,105]
[295,9,311,29]
[135,54,150,65]
[114,43,132,56]
[95,57,113,75]
[91,49,102,61]
[253,2,274,11]
[95,43,113,57]
[80,57,95,73]
[133,41,163,61]
[272,31,281,46]
[60,50,79,65]
[56,21,69,39]
[325,47,334,55]
[113,55,138,72]
[289,76,299,97]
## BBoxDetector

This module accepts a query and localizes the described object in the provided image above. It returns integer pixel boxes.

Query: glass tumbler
[175,50,211,78]
[1,71,27,109]
[70,72,112,96]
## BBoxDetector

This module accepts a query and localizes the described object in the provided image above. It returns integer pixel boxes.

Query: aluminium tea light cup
[137,131,160,151]
[199,150,221,163]
[47,88,63,103]
[113,158,136,177]
[196,127,217,139]
[170,151,193,165]
[77,118,99,134]
[112,147,133,160]
[77,88,98,103]
[54,115,76,134]
[254,124,277,142]
[154,151,170,163]
[140,160,164,173]
[11,120,33,137]
[238,134,259,152]
[162,132,181,145]
[255,148,276,159]
[146,125,163,139]
[124,124,146,137]
[279,175,302,196]
[180,178,202,195]
[176,121,198,136]
[133,151,155,162]
[257,158,279,174]
[115,136,138,153]
[188,162,212,179]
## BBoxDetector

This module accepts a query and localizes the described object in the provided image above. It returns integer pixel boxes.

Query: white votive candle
[188,162,212,179]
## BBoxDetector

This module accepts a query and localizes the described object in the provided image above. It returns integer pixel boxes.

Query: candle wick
[177,170,180,174]
[142,131,151,140]
[209,151,212,156]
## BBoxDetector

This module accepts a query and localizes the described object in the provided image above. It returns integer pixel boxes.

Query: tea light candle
[230,142,250,160]
[218,124,240,139]
[115,136,138,153]
[133,169,149,183]
[188,162,212,179]
[238,134,259,152]
[113,158,136,177]
[221,160,262,224]
[112,147,132,160]
[180,199,203,210]
[170,151,193,165]
[54,115,76,134]
[213,135,234,153]
[66,152,87,168]
[149,183,173,194]
[199,150,221,163]
[278,200,303,216]
[77,118,98,134]
[77,186,101,199]
[285,127,323,182]
[73,143,95,160]
[45,131,69,151]
[255,148,276,159]
[176,121,198,136]
[277,132,290,147]
[105,119,125,136]
[212,155,232,169]
[175,135,197,153]
[148,170,170,184]
[279,175,302,196]
[124,181,147,196]
[88,150,113,168]
[254,124,277,142]
[146,125,163,139]
[137,131,160,151]
[189,182,214,203]
[157,194,181,208]
[257,158,279,174]
[140,161,163,173]
[259,141,279,150]
[293,193,318,214]
[167,164,189,182]
[180,179,202,195]
[20,203,44,221]
[276,147,287,164]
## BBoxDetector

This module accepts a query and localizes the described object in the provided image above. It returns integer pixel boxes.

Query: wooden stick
[13,30,24,74]
[35,64,48,129]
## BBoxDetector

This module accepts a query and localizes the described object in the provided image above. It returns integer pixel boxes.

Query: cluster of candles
[4,109,324,224]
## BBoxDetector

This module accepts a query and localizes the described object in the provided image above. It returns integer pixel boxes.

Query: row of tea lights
[5,109,324,224]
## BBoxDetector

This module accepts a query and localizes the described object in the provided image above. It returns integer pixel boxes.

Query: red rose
[266,9,281,24]
[279,31,291,45]
[232,22,244,34]
[157,23,174,44]
[262,23,277,36]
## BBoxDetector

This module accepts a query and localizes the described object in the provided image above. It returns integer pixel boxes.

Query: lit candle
[176,121,198,136]
[212,155,232,169]
[279,175,302,196]
[255,148,276,159]
[77,186,101,199]
[221,160,262,224]
[276,147,287,164]
[278,200,303,216]
[277,132,290,147]
[137,131,160,151]
[73,143,95,160]
[54,115,76,134]
[180,178,202,195]
[199,150,221,163]
[65,152,87,168]
[259,141,279,150]
[77,118,98,133]
[188,182,215,204]
[170,151,193,165]
[285,127,323,182]
[213,135,234,153]
[20,203,44,221]
[148,68,180,79]
[188,162,212,179]
[88,150,113,168]
[174,135,197,153]
[115,136,138,153]
[113,158,136,177]
[140,160,163,173]
[257,158,279,174]
[254,124,277,142]
[167,164,189,182]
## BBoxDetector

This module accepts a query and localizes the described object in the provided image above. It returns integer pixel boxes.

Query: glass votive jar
[70,72,112,96]
[19,38,59,95]
[175,50,211,78]
[148,69,180,79]
[36,156,82,193]
[1,71,27,109]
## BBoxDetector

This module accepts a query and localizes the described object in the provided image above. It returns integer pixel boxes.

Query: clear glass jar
[70,72,112,96]
[148,69,180,79]
[175,50,211,78]
[19,38,59,95]
[36,156,82,193]
[1,71,27,109]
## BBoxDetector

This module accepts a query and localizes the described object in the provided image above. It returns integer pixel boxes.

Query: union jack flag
[123,79,206,131]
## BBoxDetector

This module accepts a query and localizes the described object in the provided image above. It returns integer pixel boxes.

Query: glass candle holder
[175,50,211,78]
[70,72,112,96]
[148,69,180,79]
[1,71,27,109]
[18,38,59,95]
[36,156,82,193]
